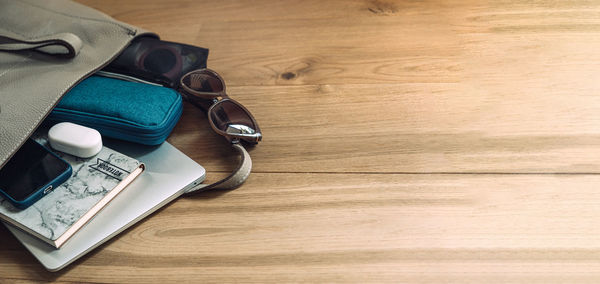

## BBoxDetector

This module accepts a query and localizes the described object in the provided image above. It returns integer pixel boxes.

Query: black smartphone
[0,139,72,209]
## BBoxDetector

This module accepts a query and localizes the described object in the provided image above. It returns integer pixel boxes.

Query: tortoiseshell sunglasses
[179,68,262,144]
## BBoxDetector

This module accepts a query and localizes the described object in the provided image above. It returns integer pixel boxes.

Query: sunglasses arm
[183,142,252,194]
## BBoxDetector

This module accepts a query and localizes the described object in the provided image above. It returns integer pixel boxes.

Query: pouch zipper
[95,70,163,86]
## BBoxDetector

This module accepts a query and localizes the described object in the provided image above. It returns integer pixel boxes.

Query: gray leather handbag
[0,0,156,169]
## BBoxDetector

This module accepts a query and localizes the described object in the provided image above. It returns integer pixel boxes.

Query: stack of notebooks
[0,134,145,248]
[1,132,206,271]
[0,139,206,271]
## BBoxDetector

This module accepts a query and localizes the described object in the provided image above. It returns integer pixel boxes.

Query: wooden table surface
[4,0,600,282]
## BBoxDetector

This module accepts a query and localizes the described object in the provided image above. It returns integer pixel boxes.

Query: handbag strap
[183,142,253,194]
[0,32,82,58]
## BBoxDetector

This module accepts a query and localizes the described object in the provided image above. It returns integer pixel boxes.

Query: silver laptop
[4,140,206,271]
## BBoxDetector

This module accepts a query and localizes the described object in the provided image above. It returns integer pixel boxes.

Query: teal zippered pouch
[47,75,183,145]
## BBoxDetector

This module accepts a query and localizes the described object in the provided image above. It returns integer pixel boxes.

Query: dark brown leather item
[103,37,209,88]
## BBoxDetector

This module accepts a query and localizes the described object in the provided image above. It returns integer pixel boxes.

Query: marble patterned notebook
[0,136,144,248]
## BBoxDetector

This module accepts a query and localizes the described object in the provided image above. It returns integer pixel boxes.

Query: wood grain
[172,83,600,173]
[5,173,600,282]
[4,0,600,282]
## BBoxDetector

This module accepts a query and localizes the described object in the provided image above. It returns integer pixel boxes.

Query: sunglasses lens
[181,71,224,93]
[210,100,261,142]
